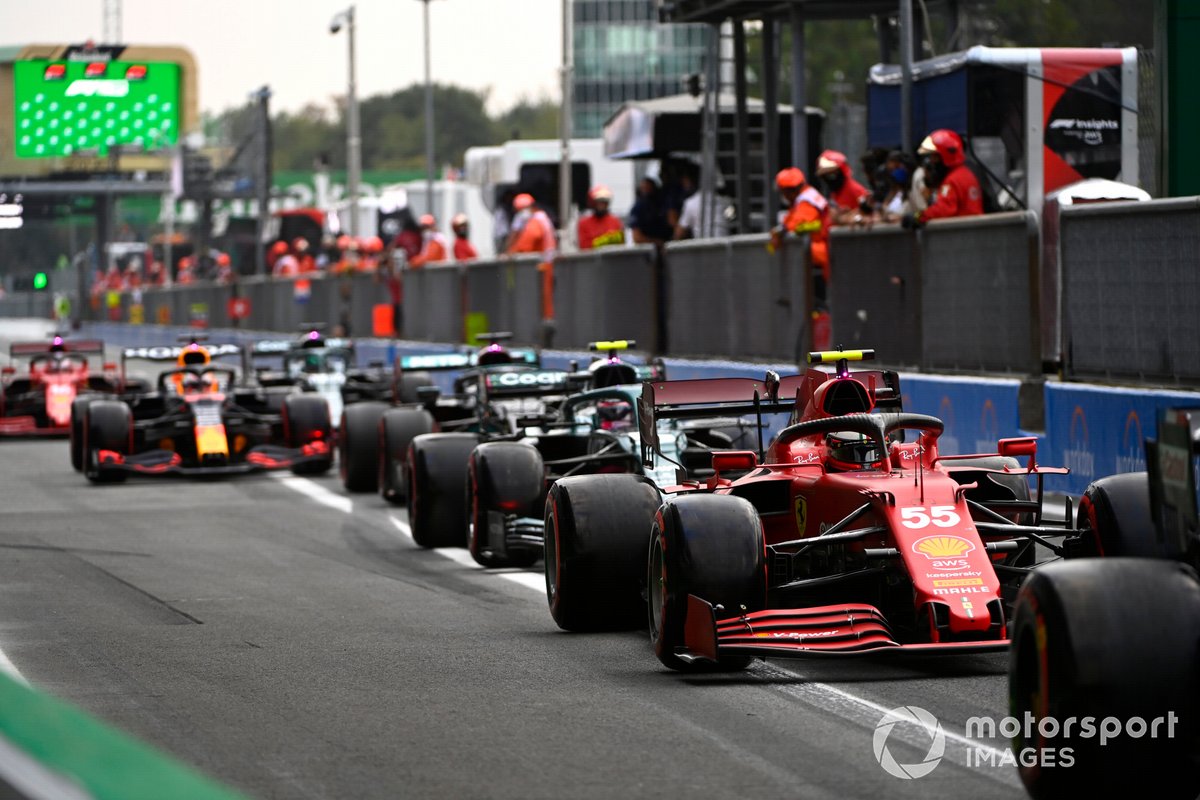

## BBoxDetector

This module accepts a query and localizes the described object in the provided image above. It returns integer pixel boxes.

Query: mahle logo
[873,706,946,779]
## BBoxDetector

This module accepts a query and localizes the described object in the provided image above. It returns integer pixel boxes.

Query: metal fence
[828,211,1040,374]
[1061,197,1200,384]
[828,225,920,365]
[664,234,808,362]
[920,211,1040,373]
[8,200,1200,383]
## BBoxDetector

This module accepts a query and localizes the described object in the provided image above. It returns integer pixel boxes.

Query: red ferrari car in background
[0,335,121,436]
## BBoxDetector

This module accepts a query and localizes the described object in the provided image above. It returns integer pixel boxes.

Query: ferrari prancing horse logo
[794,496,807,535]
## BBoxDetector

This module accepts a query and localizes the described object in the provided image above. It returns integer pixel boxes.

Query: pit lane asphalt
[0,436,1030,800]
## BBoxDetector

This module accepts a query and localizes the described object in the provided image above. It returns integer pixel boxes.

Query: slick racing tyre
[1010,560,1200,800]
[283,394,333,475]
[379,408,436,505]
[407,433,479,549]
[1077,473,1161,558]
[467,442,543,569]
[339,402,387,492]
[70,396,93,472]
[83,400,131,484]
[648,494,765,672]
[394,371,434,404]
[544,474,661,632]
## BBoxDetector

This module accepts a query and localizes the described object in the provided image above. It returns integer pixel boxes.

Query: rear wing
[10,340,105,357]
[479,368,572,399]
[638,373,805,467]
[395,349,540,374]
[120,343,247,391]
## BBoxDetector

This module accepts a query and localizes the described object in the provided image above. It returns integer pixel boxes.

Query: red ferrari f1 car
[545,349,1082,669]
[0,335,121,436]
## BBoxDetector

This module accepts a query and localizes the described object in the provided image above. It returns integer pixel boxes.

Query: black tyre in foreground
[648,494,765,671]
[1010,559,1200,800]
[379,408,435,505]
[83,400,132,484]
[545,474,662,631]
[467,442,543,568]
[283,394,333,475]
[339,401,388,491]
[407,433,479,548]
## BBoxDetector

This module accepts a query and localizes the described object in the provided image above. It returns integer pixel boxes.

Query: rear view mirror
[712,450,758,475]
[998,437,1038,459]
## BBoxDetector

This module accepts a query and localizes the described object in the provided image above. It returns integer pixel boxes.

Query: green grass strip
[0,672,249,800]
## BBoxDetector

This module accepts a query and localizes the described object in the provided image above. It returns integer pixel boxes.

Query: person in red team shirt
[451,214,478,261]
[815,149,872,225]
[903,129,983,226]
[576,185,625,249]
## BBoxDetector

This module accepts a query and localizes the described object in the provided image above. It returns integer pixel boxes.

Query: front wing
[680,596,1008,663]
[94,441,330,477]
[0,415,69,437]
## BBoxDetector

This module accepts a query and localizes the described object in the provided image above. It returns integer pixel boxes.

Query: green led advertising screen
[13,59,180,159]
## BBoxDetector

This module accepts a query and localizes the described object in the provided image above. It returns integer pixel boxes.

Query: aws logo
[938,396,960,455]
[1115,410,1145,474]
[1062,405,1094,479]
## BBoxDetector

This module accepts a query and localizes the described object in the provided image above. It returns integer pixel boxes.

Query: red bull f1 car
[0,335,121,436]
[545,349,1085,665]
[72,338,332,482]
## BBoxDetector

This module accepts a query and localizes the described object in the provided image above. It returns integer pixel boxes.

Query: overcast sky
[1,0,564,117]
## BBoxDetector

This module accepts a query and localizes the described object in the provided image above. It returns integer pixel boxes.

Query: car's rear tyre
[395,371,434,404]
[467,442,543,569]
[1010,559,1200,800]
[83,400,131,484]
[648,494,765,671]
[70,396,93,471]
[1077,472,1161,558]
[544,474,661,632]
[407,433,479,548]
[379,408,436,505]
[283,394,333,475]
[339,401,387,491]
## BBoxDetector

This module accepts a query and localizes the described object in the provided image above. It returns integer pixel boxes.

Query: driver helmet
[476,344,512,366]
[596,399,634,431]
[825,430,884,472]
[177,343,210,369]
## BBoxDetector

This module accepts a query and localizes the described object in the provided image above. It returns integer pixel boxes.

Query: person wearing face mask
[902,129,982,227]
[880,150,921,222]
[815,149,873,225]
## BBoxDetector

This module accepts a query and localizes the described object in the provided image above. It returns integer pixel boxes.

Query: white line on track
[282,475,1015,784]
[0,649,28,685]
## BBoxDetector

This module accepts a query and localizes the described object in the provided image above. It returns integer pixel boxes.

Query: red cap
[513,193,534,211]
[419,214,436,227]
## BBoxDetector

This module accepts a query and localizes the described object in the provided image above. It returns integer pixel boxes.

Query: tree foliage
[208,85,561,174]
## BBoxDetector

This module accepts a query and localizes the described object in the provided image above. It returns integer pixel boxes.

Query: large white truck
[464,138,638,247]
